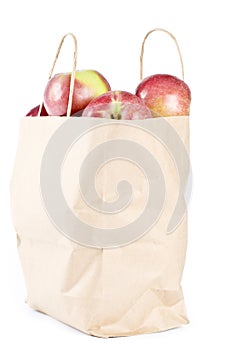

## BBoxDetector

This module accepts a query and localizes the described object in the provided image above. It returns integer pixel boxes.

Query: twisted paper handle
[38,33,78,117]
[140,28,184,81]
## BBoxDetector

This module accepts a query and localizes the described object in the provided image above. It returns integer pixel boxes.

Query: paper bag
[10,115,189,337]
[10,30,190,337]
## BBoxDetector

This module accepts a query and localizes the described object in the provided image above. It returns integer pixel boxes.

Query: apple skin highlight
[44,70,111,116]
[82,90,153,120]
[136,74,191,117]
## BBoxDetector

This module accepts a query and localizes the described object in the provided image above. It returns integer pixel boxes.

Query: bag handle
[38,32,78,117]
[140,28,184,81]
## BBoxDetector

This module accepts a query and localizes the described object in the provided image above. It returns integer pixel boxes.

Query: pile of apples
[26,69,191,119]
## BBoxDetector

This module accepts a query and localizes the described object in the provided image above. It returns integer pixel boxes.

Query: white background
[1,0,234,348]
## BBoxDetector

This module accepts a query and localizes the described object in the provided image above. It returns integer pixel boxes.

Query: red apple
[136,74,191,117]
[71,109,84,117]
[82,91,152,120]
[44,70,111,116]
[26,104,48,117]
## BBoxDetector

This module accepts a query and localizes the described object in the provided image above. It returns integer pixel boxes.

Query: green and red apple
[44,69,111,116]
[82,90,152,119]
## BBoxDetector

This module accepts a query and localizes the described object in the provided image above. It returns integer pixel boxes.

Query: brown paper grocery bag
[10,30,190,337]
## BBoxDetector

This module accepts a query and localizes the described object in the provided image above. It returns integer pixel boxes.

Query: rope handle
[38,33,78,117]
[140,28,184,81]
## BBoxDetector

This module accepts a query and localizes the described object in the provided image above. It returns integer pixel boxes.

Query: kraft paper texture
[11,116,189,337]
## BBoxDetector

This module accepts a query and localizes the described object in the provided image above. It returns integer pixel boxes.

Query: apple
[136,74,191,117]
[82,90,152,119]
[26,104,48,117]
[44,70,111,116]
[71,109,84,117]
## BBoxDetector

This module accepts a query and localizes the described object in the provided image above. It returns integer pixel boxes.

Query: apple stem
[110,113,122,119]
[111,101,122,119]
